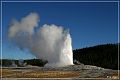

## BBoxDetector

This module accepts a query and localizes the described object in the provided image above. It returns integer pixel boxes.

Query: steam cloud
[7,13,73,68]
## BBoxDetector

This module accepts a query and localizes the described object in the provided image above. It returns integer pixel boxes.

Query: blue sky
[1,1,119,59]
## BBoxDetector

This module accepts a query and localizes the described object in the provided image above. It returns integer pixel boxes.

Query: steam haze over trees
[2,43,119,70]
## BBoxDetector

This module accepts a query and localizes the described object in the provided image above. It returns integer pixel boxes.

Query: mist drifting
[7,13,73,68]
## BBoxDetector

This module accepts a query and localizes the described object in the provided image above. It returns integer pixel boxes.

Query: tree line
[1,43,119,70]
[1,59,47,67]
[73,43,119,70]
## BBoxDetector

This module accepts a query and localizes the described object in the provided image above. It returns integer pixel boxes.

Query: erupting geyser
[7,13,73,68]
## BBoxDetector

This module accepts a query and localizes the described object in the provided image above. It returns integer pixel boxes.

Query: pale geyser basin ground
[1,65,119,79]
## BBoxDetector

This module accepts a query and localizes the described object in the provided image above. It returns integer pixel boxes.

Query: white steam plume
[7,13,73,68]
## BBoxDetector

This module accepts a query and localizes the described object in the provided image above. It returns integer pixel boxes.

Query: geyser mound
[7,13,73,68]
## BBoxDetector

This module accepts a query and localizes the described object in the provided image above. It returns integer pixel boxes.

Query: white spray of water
[7,13,73,68]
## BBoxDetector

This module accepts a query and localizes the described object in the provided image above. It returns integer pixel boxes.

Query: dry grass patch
[1,69,22,76]
[5,71,79,78]
[1,69,80,78]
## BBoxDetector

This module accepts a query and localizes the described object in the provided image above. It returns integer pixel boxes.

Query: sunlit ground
[1,69,79,78]
[0,68,119,79]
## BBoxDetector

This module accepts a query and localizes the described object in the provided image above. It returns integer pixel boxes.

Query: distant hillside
[73,43,119,70]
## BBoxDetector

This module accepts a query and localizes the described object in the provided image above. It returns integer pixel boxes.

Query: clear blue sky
[1,1,119,59]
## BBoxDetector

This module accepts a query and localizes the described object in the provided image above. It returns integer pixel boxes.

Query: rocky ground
[41,64,119,78]
[1,64,119,79]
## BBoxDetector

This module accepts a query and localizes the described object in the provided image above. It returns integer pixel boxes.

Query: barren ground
[1,66,119,79]
[1,67,79,78]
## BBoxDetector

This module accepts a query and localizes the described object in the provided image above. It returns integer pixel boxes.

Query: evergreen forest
[1,43,119,70]
[73,43,119,70]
